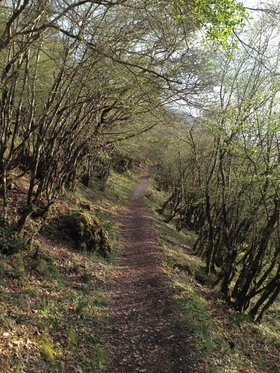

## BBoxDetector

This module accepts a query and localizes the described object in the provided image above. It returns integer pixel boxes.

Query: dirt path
[105,176,194,373]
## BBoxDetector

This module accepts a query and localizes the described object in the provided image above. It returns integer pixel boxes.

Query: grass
[67,171,138,257]
[92,345,109,370]
[2,169,279,372]
[178,284,225,354]
[0,170,138,372]
[39,334,60,362]
[144,179,280,373]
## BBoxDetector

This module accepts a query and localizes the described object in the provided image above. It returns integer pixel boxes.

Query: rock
[66,211,111,257]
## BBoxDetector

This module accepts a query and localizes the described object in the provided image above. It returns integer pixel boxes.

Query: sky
[241,0,260,6]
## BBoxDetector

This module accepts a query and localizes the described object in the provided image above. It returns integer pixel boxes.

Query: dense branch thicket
[155,15,280,322]
[0,0,209,229]
[4,0,275,321]
[0,0,247,231]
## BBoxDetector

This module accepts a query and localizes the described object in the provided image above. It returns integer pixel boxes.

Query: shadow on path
[105,176,193,373]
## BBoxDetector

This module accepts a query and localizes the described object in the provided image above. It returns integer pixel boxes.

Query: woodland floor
[104,176,198,373]
[0,172,279,372]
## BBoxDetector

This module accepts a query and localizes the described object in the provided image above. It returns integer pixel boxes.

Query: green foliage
[0,223,28,255]
[38,297,53,316]
[66,327,78,348]
[0,252,26,279]
[173,0,247,46]
[92,346,109,370]
[179,286,225,353]
[229,312,252,327]
[166,256,194,275]
[154,18,280,318]
[209,364,219,373]
[75,297,89,317]
[194,267,216,286]
[39,334,60,362]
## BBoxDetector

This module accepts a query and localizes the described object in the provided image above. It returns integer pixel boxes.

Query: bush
[0,252,26,279]
[30,249,59,278]
[66,211,111,257]
[0,223,28,255]
[195,267,216,286]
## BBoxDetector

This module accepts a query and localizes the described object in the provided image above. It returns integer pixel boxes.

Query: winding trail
[105,175,192,373]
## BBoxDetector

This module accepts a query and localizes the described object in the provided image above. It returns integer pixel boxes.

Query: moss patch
[64,211,111,257]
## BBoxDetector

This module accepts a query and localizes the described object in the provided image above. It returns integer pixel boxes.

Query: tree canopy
[1,0,279,322]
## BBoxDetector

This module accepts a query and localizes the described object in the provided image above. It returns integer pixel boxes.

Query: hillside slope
[0,170,279,373]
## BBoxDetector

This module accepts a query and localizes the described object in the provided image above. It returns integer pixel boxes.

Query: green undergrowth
[144,180,280,373]
[68,171,138,258]
[0,170,138,372]
[63,210,111,257]
[0,221,29,256]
